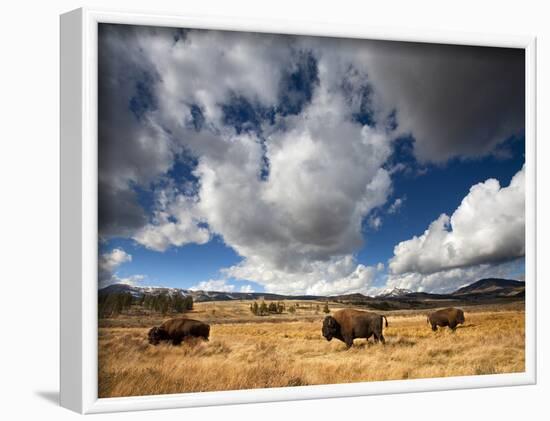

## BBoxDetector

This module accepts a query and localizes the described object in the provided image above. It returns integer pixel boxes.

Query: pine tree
[160,293,169,314]
[184,296,193,311]
[323,302,330,314]
[123,292,133,311]
[98,292,134,318]
[143,294,152,310]
[173,294,185,313]
[259,301,268,316]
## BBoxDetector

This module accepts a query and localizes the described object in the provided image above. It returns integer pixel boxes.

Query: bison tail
[383,315,388,328]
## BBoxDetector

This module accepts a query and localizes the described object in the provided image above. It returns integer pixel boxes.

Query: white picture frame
[60,7,537,414]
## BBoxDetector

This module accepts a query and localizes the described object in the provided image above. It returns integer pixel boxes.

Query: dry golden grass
[98,301,525,398]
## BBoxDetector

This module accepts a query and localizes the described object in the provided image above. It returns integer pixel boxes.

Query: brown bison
[148,317,210,345]
[322,309,388,348]
[427,307,465,332]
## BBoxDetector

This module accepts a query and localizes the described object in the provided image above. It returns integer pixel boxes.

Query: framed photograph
[60,7,536,414]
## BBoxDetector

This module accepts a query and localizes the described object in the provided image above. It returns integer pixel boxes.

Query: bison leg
[172,337,182,346]
[373,331,385,344]
[431,323,437,331]
[344,336,354,349]
[449,322,457,332]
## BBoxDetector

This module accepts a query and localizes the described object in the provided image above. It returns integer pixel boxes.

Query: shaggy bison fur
[148,317,210,345]
[427,307,465,332]
[322,309,388,348]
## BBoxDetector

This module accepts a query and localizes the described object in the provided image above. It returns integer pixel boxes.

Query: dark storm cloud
[363,42,525,162]
[189,104,205,131]
[98,24,177,238]
[129,70,158,120]
[98,182,147,237]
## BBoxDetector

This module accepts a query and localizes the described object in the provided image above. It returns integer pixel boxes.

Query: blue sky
[98,25,525,295]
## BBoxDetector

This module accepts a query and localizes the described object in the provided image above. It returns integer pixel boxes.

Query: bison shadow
[391,337,417,347]
[332,338,401,351]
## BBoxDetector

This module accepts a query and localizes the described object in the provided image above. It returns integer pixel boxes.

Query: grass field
[98,300,525,398]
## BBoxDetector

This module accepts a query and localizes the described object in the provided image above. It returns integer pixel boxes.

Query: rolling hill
[452,278,525,296]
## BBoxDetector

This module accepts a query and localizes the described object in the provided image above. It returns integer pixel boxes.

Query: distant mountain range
[99,283,321,302]
[376,287,414,298]
[99,278,525,309]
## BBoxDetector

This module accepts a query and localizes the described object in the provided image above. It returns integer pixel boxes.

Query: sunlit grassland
[98,301,525,398]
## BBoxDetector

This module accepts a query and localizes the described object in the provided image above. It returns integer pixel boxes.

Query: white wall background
[0,0,547,419]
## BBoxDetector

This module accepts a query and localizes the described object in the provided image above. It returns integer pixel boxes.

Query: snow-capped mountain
[99,283,268,302]
[376,287,414,298]
[99,283,190,298]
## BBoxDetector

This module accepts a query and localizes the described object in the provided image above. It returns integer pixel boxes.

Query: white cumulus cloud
[99,248,145,287]
[389,166,525,277]
[99,248,131,277]
[133,188,210,252]
[388,197,405,214]
[368,215,382,230]
[190,279,236,292]
[223,255,385,296]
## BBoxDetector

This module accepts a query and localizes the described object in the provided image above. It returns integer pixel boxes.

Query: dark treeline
[141,293,193,314]
[99,292,193,318]
[250,301,285,316]
[98,292,133,318]
[249,300,330,316]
